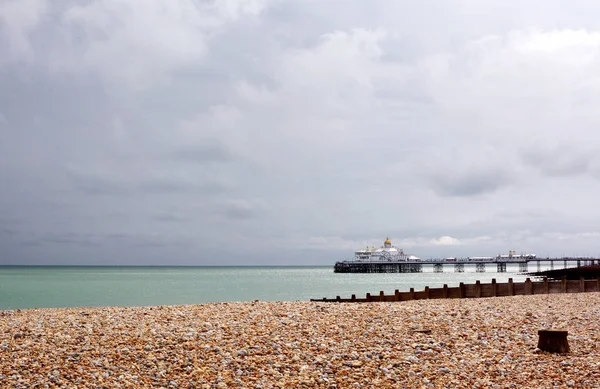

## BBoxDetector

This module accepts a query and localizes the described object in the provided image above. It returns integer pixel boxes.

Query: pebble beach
[1,293,599,389]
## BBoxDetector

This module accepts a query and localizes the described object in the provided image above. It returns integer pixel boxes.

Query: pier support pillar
[497,262,506,273]
[433,263,443,273]
[454,263,464,273]
[519,262,528,273]
[537,260,541,272]
[476,263,485,273]
[400,263,422,273]
[551,261,554,270]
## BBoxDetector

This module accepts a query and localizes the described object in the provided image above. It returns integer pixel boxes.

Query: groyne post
[561,276,567,293]
[579,276,585,292]
[394,289,400,301]
[508,278,514,295]
[409,288,415,300]
[475,280,481,297]
[443,284,448,298]
[544,277,549,294]
[491,278,497,297]
[537,330,569,353]
[425,286,430,299]
[459,282,465,298]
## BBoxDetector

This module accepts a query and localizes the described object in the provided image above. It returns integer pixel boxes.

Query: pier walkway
[334,257,600,273]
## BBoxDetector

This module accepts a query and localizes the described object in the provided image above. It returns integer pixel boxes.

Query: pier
[311,276,600,303]
[333,257,600,273]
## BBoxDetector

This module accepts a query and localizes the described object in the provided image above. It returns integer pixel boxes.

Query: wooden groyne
[310,276,600,303]
[525,264,600,280]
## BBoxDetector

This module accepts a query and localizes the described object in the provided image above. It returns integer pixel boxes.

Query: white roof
[375,247,400,253]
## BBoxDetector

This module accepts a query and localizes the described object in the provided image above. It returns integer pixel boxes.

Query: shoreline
[2,293,599,388]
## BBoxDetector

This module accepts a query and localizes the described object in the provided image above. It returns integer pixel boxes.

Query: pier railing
[310,276,600,303]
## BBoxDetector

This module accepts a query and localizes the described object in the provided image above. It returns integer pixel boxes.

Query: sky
[2,0,600,265]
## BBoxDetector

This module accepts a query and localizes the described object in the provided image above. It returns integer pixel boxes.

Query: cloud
[430,236,461,246]
[520,143,595,177]
[0,0,48,64]
[171,141,235,164]
[5,2,600,264]
[428,167,512,197]
[216,199,268,220]
[46,0,272,89]
[422,146,515,197]
[66,168,232,196]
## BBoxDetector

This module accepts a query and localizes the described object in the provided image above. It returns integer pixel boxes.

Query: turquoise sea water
[0,263,557,310]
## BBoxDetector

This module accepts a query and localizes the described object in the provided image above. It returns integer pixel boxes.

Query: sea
[0,263,565,310]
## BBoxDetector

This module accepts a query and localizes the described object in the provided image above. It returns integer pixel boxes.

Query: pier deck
[334,258,600,273]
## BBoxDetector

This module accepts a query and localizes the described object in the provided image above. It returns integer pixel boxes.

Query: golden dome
[384,237,391,245]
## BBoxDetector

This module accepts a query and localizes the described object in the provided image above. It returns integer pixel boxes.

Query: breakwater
[311,276,600,302]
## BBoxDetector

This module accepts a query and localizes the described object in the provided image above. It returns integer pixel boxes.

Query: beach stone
[0,292,598,388]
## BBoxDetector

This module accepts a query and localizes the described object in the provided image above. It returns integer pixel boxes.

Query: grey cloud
[171,141,235,164]
[67,170,130,195]
[0,227,18,236]
[428,168,512,197]
[151,213,191,223]
[0,0,48,64]
[6,1,600,265]
[66,168,232,196]
[216,199,268,220]
[520,145,593,177]
[136,176,230,195]
[39,232,100,246]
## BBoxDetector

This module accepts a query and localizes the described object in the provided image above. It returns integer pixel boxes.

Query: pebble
[0,293,599,388]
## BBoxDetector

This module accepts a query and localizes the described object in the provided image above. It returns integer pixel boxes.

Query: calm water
[0,263,565,310]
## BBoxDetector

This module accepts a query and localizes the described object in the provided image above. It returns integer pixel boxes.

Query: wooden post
[425,286,430,299]
[508,278,514,296]
[443,284,448,298]
[579,276,585,292]
[491,279,497,297]
[366,293,371,302]
[379,291,385,301]
[475,280,481,298]
[336,296,341,302]
[351,294,356,302]
[544,277,549,294]
[394,289,400,301]
[409,288,415,301]
[525,278,532,295]
[537,330,569,353]
[562,276,567,293]
[459,282,465,298]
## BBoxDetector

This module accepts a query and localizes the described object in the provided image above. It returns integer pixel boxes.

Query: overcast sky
[2,0,600,265]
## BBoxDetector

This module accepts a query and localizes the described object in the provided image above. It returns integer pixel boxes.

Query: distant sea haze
[0,264,570,310]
